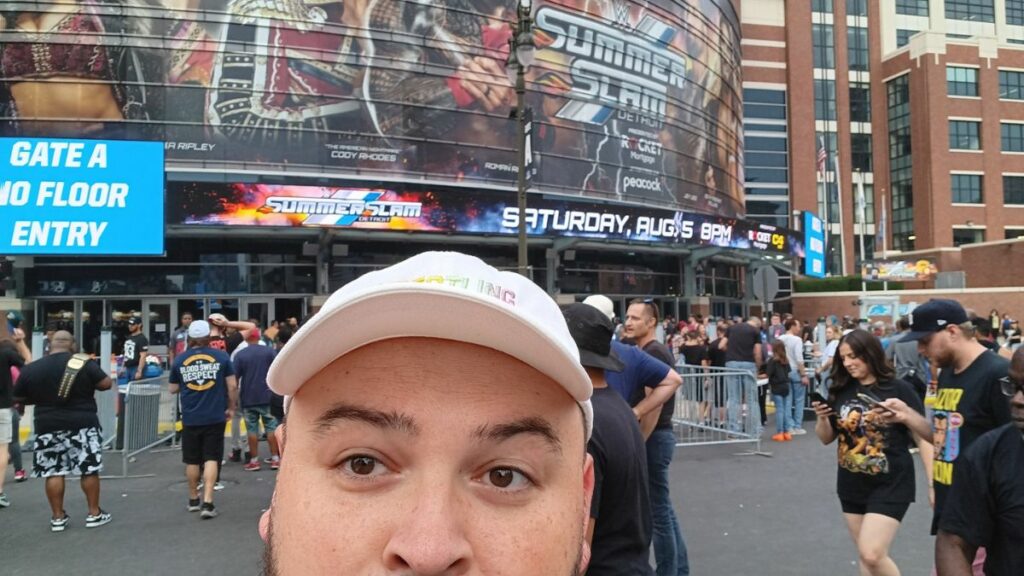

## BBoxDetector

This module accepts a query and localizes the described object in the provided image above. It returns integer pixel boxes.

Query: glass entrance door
[241,298,273,330]
[144,300,175,364]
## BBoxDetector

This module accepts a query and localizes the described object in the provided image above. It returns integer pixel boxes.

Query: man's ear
[579,453,595,575]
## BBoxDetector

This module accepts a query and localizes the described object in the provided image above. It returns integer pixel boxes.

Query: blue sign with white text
[0,138,164,255]
[803,211,826,278]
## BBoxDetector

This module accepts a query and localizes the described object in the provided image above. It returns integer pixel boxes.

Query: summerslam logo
[258,191,422,226]
[535,7,688,124]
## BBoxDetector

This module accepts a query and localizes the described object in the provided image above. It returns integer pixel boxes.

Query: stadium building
[1,0,806,357]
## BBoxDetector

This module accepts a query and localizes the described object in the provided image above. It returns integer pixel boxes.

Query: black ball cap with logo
[563,303,625,372]
[900,299,969,343]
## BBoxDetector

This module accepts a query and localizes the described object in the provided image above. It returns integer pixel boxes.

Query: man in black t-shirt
[0,329,28,507]
[116,316,149,450]
[13,331,114,532]
[623,298,688,576]
[719,317,763,434]
[122,316,149,383]
[564,303,654,576]
[936,347,1024,576]
[900,299,1011,539]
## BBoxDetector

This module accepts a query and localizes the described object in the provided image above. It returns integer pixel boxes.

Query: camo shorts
[32,427,104,478]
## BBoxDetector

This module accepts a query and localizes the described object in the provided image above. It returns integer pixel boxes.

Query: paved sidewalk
[1,420,935,575]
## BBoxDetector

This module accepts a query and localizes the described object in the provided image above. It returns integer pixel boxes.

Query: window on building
[847,0,868,16]
[812,23,835,69]
[848,27,869,72]
[953,228,986,246]
[896,29,916,48]
[814,79,837,121]
[851,133,873,172]
[812,0,833,13]
[896,0,929,16]
[888,76,914,252]
[950,120,981,150]
[999,70,1024,99]
[744,88,787,121]
[1009,0,1024,25]
[1003,175,1024,204]
[1002,123,1024,152]
[947,67,979,96]
[746,200,791,228]
[1006,228,1024,239]
[951,174,983,203]
[946,0,995,22]
[850,83,872,122]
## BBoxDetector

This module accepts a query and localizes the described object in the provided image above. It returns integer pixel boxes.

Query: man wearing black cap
[116,316,149,450]
[899,299,1011,542]
[563,303,654,576]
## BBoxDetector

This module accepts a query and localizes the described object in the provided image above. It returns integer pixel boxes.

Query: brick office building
[741,0,1024,317]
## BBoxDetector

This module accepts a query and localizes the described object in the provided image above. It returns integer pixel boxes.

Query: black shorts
[181,423,226,466]
[840,499,911,522]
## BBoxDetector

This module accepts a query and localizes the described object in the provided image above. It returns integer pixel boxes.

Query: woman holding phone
[812,329,932,576]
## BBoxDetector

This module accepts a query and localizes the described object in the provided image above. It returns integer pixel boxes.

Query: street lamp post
[507,0,535,277]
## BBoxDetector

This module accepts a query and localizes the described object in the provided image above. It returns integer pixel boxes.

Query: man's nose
[383,483,472,575]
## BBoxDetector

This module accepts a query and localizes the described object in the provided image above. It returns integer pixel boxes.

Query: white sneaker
[789,428,808,435]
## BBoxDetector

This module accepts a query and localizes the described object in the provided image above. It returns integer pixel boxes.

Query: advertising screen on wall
[0,138,165,255]
[0,0,743,216]
[861,260,938,281]
[803,211,826,278]
[170,182,803,258]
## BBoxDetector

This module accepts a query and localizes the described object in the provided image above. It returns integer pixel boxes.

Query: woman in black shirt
[811,330,933,576]
[680,331,710,424]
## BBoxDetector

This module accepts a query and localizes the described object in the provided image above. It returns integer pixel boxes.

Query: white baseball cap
[268,251,594,437]
[187,320,211,338]
[582,294,615,322]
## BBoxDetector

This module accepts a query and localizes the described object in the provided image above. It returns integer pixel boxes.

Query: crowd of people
[0,309,296,526]
[3,253,1024,575]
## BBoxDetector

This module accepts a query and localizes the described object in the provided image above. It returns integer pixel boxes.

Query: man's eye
[484,467,533,491]
[341,455,388,477]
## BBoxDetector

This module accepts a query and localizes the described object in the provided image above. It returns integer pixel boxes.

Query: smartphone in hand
[808,392,830,407]
[857,392,894,413]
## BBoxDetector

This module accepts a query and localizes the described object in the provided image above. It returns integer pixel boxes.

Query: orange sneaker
[772,433,787,442]
[783,432,793,441]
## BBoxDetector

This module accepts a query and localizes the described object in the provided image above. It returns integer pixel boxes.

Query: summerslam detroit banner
[170,182,804,258]
[0,0,744,217]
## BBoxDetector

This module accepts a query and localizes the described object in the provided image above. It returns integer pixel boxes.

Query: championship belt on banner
[209,0,363,146]
[58,353,92,401]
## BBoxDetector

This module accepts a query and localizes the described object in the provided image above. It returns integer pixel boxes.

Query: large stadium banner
[0,0,743,216]
[170,183,804,257]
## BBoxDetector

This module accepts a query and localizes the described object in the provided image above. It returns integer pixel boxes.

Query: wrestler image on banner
[932,411,962,463]
[0,0,165,137]
[836,401,890,476]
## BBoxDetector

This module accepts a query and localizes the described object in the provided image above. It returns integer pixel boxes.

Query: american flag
[817,137,827,175]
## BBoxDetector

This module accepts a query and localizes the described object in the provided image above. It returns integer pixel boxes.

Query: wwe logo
[612,1,631,26]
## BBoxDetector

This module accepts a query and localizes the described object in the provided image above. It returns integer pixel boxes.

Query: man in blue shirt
[169,320,238,519]
[233,328,280,471]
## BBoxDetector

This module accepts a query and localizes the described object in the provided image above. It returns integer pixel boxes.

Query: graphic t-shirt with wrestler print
[831,379,925,505]
[931,350,1011,533]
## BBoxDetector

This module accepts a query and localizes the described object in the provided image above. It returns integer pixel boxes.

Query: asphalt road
[1,417,935,575]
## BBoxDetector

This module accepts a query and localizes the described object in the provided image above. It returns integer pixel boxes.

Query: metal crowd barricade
[673,364,770,457]
[105,373,178,478]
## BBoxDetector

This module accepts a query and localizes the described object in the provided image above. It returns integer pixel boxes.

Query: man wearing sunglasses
[899,299,1011,546]
[935,348,1024,576]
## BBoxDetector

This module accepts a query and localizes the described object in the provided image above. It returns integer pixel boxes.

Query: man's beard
[933,348,956,369]
[260,514,585,576]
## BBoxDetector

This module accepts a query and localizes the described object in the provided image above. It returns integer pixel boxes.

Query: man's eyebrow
[312,403,420,437]
[473,417,563,455]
